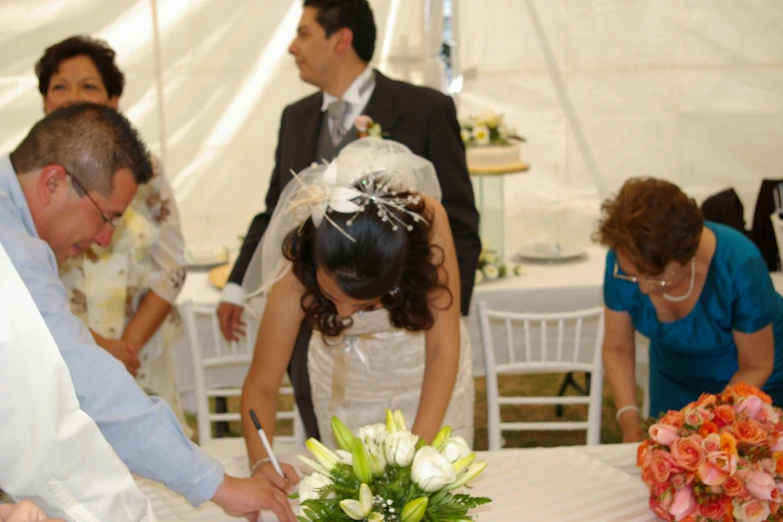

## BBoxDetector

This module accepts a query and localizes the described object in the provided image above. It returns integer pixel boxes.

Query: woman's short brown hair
[594,177,703,274]
[35,36,125,98]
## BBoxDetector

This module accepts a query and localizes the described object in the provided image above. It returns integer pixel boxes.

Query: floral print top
[59,157,186,373]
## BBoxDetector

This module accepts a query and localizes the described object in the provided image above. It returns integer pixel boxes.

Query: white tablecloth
[171,246,611,404]
[136,440,656,522]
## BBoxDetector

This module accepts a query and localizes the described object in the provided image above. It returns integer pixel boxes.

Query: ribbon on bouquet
[330,335,372,410]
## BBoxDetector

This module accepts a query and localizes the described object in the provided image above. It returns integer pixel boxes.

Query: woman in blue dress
[595,177,783,442]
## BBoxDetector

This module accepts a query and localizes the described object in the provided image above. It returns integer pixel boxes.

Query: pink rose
[659,411,686,429]
[736,396,764,419]
[354,115,372,133]
[757,403,780,424]
[670,435,704,471]
[669,485,697,521]
[770,434,783,452]
[650,496,675,521]
[733,499,771,522]
[650,423,680,446]
[702,433,721,453]
[671,473,687,490]
[746,470,777,501]
[698,452,737,486]
[683,409,703,427]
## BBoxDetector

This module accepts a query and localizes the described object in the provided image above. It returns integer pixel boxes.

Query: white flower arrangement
[295,410,490,522]
[475,248,524,285]
[459,108,525,147]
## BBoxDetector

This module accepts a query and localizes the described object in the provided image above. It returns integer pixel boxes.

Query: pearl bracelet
[615,405,641,421]
[249,457,273,475]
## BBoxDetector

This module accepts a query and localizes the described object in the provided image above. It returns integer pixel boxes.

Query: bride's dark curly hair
[282,178,452,338]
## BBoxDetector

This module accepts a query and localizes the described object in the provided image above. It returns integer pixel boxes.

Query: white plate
[514,243,587,263]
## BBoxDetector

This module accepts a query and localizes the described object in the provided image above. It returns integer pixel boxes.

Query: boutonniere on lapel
[355,115,387,139]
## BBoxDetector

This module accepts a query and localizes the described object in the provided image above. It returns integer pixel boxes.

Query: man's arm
[0,242,156,521]
[8,234,225,506]
[425,94,482,316]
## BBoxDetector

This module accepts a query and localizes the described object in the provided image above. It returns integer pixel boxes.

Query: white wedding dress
[308,308,475,449]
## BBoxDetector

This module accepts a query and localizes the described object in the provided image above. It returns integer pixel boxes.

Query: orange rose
[700,421,719,438]
[637,439,652,467]
[722,475,746,497]
[720,432,738,455]
[733,419,767,445]
[775,452,783,474]
[650,450,681,483]
[659,410,686,429]
[727,383,773,404]
[714,405,736,426]
[695,392,718,408]
[671,436,706,471]
[699,500,727,520]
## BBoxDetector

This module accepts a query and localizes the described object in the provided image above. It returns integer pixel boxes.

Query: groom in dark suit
[218,0,481,440]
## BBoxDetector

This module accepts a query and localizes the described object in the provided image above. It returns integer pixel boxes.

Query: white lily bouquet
[459,109,525,147]
[296,410,490,522]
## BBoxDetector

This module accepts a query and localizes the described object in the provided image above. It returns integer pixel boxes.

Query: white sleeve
[0,243,157,522]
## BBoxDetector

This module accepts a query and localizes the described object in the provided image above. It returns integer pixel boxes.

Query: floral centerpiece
[638,384,783,522]
[474,248,524,286]
[296,410,490,521]
[459,109,524,147]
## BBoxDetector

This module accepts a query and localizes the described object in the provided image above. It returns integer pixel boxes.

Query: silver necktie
[327,99,348,145]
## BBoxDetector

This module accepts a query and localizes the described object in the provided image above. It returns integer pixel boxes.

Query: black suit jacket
[229,71,481,315]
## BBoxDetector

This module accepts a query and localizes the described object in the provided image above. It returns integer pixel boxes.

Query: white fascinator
[241,138,442,313]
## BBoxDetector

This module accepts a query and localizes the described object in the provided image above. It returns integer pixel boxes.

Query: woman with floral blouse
[37,35,190,433]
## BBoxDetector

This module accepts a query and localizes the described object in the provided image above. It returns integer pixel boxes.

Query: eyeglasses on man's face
[66,170,122,229]
[612,259,673,288]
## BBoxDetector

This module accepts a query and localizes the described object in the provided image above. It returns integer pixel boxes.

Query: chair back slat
[181,300,305,447]
[475,301,605,450]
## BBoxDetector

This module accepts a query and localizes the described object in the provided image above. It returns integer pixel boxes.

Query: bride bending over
[239,139,474,487]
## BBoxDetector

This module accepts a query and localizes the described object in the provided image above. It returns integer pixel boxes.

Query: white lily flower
[358,423,387,446]
[460,128,472,144]
[411,446,456,492]
[440,436,471,463]
[444,460,488,491]
[298,472,334,503]
[305,438,340,471]
[336,449,353,465]
[513,264,526,276]
[384,431,419,467]
[340,483,373,520]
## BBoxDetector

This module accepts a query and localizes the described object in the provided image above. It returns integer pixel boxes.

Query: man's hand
[98,338,141,376]
[217,302,246,341]
[0,501,65,522]
[211,475,296,522]
[252,461,300,492]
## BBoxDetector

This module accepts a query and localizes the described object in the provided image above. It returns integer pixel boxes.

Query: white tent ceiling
[1,0,782,258]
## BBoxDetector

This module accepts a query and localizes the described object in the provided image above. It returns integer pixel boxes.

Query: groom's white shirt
[0,241,157,522]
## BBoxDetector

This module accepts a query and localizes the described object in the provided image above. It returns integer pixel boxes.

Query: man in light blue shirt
[0,103,296,522]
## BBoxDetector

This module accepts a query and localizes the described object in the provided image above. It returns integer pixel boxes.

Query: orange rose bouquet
[638,384,783,522]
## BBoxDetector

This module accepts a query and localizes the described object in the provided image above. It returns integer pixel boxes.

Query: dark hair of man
[35,35,125,98]
[303,0,377,62]
[284,181,451,338]
[11,103,152,195]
